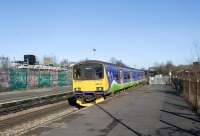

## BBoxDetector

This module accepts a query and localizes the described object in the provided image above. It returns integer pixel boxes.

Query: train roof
[74,60,144,72]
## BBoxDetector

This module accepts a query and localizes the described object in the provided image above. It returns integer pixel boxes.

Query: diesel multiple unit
[72,60,145,106]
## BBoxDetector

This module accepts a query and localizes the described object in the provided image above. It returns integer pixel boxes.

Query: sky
[0,0,200,68]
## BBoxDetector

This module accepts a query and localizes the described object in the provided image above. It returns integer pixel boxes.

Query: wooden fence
[172,63,200,113]
[172,78,200,112]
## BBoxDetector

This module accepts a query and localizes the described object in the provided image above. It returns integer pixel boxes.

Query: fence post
[195,80,197,108]
[49,69,51,87]
[180,79,183,96]
[188,79,191,102]
[185,79,187,99]
[197,80,200,114]
[182,79,185,98]
[183,79,187,99]
[26,68,29,89]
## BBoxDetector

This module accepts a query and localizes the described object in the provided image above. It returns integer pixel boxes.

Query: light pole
[92,48,96,59]
[169,71,172,85]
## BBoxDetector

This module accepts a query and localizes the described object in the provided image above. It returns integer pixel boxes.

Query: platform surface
[25,85,200,136]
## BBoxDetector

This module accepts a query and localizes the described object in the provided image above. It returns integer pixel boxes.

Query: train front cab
[72,62,109,106]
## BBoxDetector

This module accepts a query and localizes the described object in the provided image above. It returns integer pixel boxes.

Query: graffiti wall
[0,68,71,91]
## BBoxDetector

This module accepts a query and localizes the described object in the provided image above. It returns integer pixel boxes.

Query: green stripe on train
[109,80,144,94]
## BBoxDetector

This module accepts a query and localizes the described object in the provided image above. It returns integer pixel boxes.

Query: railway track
[0,92,73,116]
[0,93,115,136]
[0,100,79,136]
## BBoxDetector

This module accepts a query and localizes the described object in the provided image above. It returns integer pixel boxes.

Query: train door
[130,72,133,82]
[120,67,123,84]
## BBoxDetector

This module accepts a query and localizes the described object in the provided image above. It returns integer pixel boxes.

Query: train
[72,60,145,106]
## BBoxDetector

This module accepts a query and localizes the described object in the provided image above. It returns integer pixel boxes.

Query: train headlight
[74,88,81,91]
[96,87,103,91]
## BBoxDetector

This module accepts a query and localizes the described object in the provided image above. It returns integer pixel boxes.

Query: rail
[0,92,73,115]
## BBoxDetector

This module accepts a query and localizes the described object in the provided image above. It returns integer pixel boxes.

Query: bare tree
[60,59,69,67]
[110,57,128,67]
[0,55,10,69]
[110,57,117,64]
[151,61,174,75]
[194,42,200,62]
[192,41,200,62]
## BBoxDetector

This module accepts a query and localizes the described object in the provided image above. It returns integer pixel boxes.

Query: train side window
[127,72,130,79]
[134,72,138,79]
[113,70,119,80]
[124,72,128,80]
[123,72,126,80]
[95,67,103,79]
[132,73,135,80]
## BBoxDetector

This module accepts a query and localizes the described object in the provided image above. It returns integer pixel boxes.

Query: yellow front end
[73,66,109,106]
[73,67,109,92]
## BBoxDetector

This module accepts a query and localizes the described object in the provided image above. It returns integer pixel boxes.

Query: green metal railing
[8,69,71,90]
[38,70,51,87]
[9,69,28,90]
[57,71,67,86]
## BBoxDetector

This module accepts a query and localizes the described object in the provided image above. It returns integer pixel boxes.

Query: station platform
[25,85,200,136]
[0,86,72,104]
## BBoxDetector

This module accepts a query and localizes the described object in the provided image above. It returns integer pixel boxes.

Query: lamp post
[92,48,96,59]
[169,71,172,85]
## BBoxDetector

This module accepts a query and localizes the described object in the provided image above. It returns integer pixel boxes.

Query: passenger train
[72,60,145,106]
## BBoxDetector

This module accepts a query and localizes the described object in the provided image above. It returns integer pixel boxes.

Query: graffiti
[0,68,71,91]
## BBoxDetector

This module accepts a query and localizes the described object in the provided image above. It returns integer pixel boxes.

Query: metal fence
[149,75,169,85]
[9,69,28,90]
[58,71,69,86]
[0,69,9,90]
[0,68,72,91]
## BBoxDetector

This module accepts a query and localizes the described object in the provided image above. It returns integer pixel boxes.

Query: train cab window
[73,64,104,80]
[73,68,82,80]
[95,66,103,79]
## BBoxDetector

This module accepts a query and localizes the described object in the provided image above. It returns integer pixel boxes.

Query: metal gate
[149,75,169,85]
